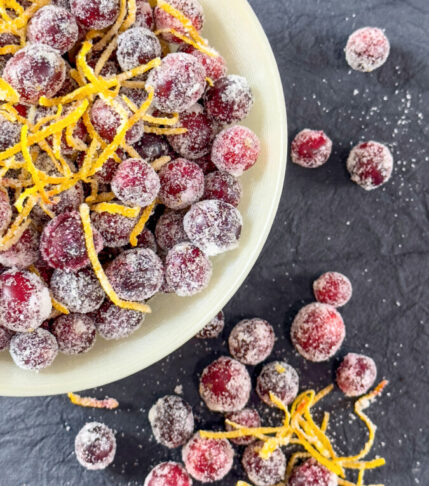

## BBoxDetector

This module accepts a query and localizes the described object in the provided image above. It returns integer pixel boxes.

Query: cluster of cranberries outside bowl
[0,0,287,397]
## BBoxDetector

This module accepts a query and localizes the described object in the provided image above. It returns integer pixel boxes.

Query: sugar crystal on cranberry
[313,272,352,307]
[345,27,390,72]
[0,326,14,351]
[336,353,377,397]
[0,112,21,152]
[195,310,224,339]
[256,361,299,407]
[203,171,242,207]
[0,224,39,269]
[144,462,192,486]
[291,129,332,168]
[91,210,138,248]
[51,313,96,355]
[70,0,120,30]
[75,422,116,470]
[242,441,286,486]
[10,328,58,370]
[179,44,227,81]
[117,27,161,72]
[155,210,188,251]
[94,300,144,340]
[134,0,154,30]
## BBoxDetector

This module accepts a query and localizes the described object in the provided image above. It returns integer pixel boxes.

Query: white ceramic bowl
[0,0,287,396]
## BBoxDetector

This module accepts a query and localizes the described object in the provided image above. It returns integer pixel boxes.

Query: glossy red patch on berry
[256,361,299,407]
[291,129,332,168]
[313,272,352,307]
[336,353,377,397]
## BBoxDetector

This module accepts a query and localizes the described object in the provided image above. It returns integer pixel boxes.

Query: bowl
[0,0,287,396]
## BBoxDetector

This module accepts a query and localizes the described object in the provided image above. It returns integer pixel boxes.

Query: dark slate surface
[1,0,428,484]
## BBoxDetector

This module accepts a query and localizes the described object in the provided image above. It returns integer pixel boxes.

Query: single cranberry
[203,171,242,207]
[242,441,286,486]
[94,300,144,340]
[74,422,116,470]
[291,129,332,168]
[179,44,227,81]
[195,310,224,339]
[136,227,157,253]
[134,0,154,30]
[225,408,261,445]
[155,210,188,251]
[70,0,120,29]
[10,328,58,370]
[0,112,21,152]
[256,361,299,407]
[0,225,39,269]
[117,27,161,71]
[51,313,96,355]
[289,458,338,486]
[336,353,377,397]
[133,133,172,162]
[345,27,390,72]
[91,210,138,248]
[313,272,352,307]
[144,462,192,486]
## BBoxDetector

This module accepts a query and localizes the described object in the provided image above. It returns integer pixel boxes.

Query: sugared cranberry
[40,211,104,271]
[179,44,227,81]
[3,44,65,104]
[155,210,188,251]
[199,356,251,412]
[147,53,206,113]
[94,300,144,340]
[0,113,21,152]
[149,395,194,448]
[336,353,377,397]
[291,129,332,168]
[203,171,242,208]
[75,422,116,470]
[194,154,217,174]
[133,133,172,162]
[204,75,253,124]
[165,242,212,297]
[211,125,260,177]
[242,441,286,486]
[105,248,164,301]
[0,225,39,269]
[70,0,120,29]
[313,272,352,307]
[51,313,96,355]
[77,152,118,185]
[289,458,338,486]
[345,27,390,72]
[291,303,345,362]
[0,269,52,333]
[136,227,157,252]
[229,318,275,366]
[195,310,224,339]
[256,361,299,407]
[117,27,161,71]
[144,462,192,486]
[50,268,105,313]
[10,328,58,371]
[0,326,14,351]
[184,200,242,256]
[225,408,261,445]
[134,0,154,30]
[347,141,393,190]
[158,158,204,210]
[182,433,234,483]
[0,190,12,236]
[91,209,138,248]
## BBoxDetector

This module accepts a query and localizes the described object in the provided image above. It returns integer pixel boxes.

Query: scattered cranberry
[203,171,242,207]
[313,272,352,307]
[10,328,58,370]
[199,356,251,412]
[204,75,253,124]
[144,462,192,486]
[91,209,138,248]
[147,53,206,113]
[51,313,96,355]
[182,433,234,483]
[347,141,393,190]
[0,112,21,152]
[229,318,275,366]
[179,44,227,81]
[345,27,390,72]
[225,408,261,445]
[117,27,161,72]
[256,361,299,407]
[195,310,224,339]
[135,0,154,30]
[336,353,377,397]
[291,129,332,168]
[211,125,260,177]
[75,422,116,470]
[136,227,157,253]
[289,458,338,486]
[0,269,52,333]
[70,0,120,29]
[3,44,65,104]
[0,225,39,269]
[94,300,144,340]
[291,303,345,362]
[0,326,14,351]
[242,441,286,486]
[155,210,188,251]
[184,200,242,256]
[133,133,172,162]
[149,395,194,448]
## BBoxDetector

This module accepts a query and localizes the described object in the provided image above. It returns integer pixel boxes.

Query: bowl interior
[0,0,287,396]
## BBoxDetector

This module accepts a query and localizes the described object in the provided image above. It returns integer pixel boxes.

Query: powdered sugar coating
[291,129,332,168]
[229,318,275,366]
[117,27,161,72]
[242,441,286,486]
[70,0,120,30]
[336,353,377,397]
[3,44,65,104]
[51,313,96,355]
[155,210,188,251]
[0,269,52,333]
[74,422,116,470]
[50,268,105,313]
[289,458,338,486]
[134,0,154,30]
[183,199,242,256]
[0,191,12,236]
[347,141,393,190]
[345,27,390,72]
[182,433,234,483]
[0,326,14,351]
[203,171,242,207]
[147,53,206,113]
[199,355,251,412]
[291,303,345,362]
[165,242,212,297]
[0,113,21,152]
[91,210,138,248]
[256,361,299,407]
[313,272,352,307]
[0,225,39,269]
[179,44,227,81]
[144,462,192,486]
[225,408,261,445]
[195,310,224,339]
[149,395,194,448]
[94,300,144,340]
[10,328,57,370]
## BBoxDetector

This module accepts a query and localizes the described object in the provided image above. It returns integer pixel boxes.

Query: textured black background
[1,0,428,484]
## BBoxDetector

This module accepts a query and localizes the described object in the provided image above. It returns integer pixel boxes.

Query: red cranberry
[133,133,172,162]
[183,200,242,256]
[91,210,138,248]
[0,269,52,333]
[144,462,192,486]
[155,210,188,251]
[147,53,206,113]
[179,44,227,81]
[182,433,234,483]
[75,422,116,470]
[51,313,96,355]
[10,328,58,370]
[242,441,286,486]
[345,27,390,72]
[149,395,194,448]
[336,353,377,397]
[291,303,345,362]
[0,225,39,269]
[3,44,65,104]
[0,326,14,351]
[194,153,217,174]
[0,190,12,236]
[347,141,393,190]
[211,125,260,177]
[136,227,157,252]
[117,27,161,71]
[203,171,242,207]
[94,300,144,340]
[134,0,154,30]
[0,112,21,152]
[313,272,352,307]
[256,361,299,407]
[291,129,332,168]
[199,356,251,412]
[195,310,224,339]
[70,0,120,29]
[165,242,212,297]
[204,75,253,124]
[225,408,261,445]
[289,458,338,486]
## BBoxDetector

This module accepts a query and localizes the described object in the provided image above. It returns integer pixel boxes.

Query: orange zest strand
[67,392,119,409]
[92,202,140,218]
[129,200,156,247]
